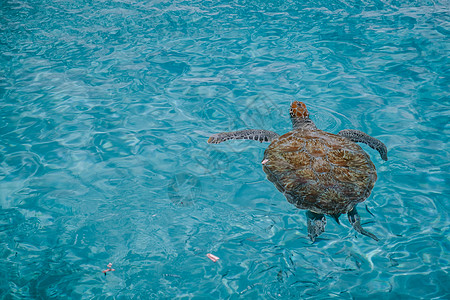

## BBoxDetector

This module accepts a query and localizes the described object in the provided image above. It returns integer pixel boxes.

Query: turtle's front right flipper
[208,129,279,144]
[338,129,388,161]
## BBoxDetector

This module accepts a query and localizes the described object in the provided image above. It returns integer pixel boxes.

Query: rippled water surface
[1,0,449,298]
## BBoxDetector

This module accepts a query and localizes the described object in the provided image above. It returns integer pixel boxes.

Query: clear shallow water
[0,0,449,298]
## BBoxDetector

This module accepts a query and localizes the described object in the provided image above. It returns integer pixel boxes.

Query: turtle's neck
[291,118,317,130]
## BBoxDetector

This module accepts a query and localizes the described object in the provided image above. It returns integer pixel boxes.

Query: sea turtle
[208,101,387,242]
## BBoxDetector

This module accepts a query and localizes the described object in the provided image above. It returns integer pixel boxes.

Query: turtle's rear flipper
[306,211,327,242]
[348,207,379,241]
[208,130,279,144]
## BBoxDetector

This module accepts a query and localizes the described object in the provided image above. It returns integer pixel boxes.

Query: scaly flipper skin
[208,129,280,144]
[338,129,388,161]
[347,206,379,241]
[306,211,327,242]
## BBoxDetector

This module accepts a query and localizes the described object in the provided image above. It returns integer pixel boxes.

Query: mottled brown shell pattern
[262,129,377,215]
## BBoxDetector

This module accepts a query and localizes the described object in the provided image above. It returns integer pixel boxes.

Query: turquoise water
[1,0,449,298]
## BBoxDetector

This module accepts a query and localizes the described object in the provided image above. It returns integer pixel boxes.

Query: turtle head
[290,101,309,119]
[290,101,315,130]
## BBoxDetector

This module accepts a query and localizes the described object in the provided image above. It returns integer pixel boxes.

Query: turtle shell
[262,129,377,215]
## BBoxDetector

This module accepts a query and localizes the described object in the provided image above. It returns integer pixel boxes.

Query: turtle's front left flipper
[338,129,388,161]
[208,130,279,144]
